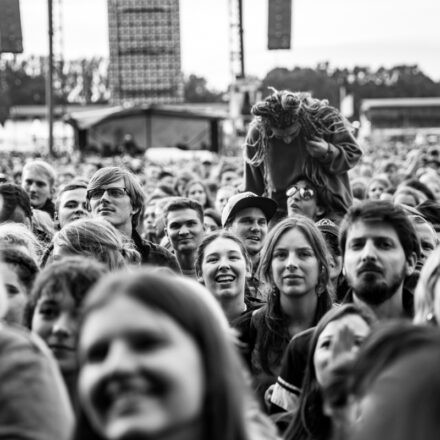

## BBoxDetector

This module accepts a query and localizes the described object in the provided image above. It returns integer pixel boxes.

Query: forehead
[188,182,204,191]
[271,122,300,137]
[233,207,265,220]
[414,221,437,241]
[318,314,370,339]
[346,220,401,242]
[276,227,310,247]
[205,237,242,254]
[59,188,87,204]
[22,168,51,184]
[80,296,186,348]
[167,208,202,224]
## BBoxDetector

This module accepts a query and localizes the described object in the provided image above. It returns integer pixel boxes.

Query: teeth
[216,276,234,282]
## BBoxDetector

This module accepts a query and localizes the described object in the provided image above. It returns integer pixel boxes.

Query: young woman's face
[271,228,320,298]
[287,179,321,220]
[78,295,205,440]
[203,215,219,232]
[0,262,27,326]
[313,314,371,387]
[368,182,386,200]
[31,290,79,373]
[187,183,207,207]
[201,237,248,301]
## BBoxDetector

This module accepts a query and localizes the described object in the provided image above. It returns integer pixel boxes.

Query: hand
[306,136,329,158]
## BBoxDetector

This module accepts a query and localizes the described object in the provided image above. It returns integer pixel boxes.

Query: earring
[426,312,437,326]
[271,285,279,297]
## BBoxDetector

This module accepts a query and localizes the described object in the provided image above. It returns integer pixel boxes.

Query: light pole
[46,0,54,157]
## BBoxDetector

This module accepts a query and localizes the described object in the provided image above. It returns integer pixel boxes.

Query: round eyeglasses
[286,186,315,201]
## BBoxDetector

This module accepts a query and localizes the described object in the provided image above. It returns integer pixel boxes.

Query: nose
[52,312,74,337]
[360,240,377,262]
[179,225,190,235]
[102,340,136,375]
[30,182,38,192]
[286,252,299,269]
[218,256,231,270]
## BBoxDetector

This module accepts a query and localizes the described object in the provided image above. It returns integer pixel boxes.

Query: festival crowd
[0,88,440,440]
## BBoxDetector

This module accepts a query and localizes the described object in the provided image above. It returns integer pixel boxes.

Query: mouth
[246,235,261,242]
[215,274,235,283]
[358,266,383,276]
[49,344,75,354]
[98,207,114,214]
[283,275,303,281]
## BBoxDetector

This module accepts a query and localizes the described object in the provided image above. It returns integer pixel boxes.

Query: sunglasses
[87,187,129,200]
[286,186,315,200]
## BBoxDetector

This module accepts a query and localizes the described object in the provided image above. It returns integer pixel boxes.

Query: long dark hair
[256,216,333,375]
[284,304,376,440]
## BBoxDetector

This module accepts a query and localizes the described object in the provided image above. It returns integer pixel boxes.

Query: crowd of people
[0,87,440,440]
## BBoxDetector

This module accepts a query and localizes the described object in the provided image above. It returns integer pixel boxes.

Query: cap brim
[223,196,278,227]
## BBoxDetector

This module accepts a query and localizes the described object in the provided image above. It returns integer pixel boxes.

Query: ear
[405,251,417,276]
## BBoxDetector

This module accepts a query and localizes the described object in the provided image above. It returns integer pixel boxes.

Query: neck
[280,290,318,332]
[177,251,196,271]
[353,285,405,320]
[117,221,133,238]
[219,295,247,322]
[250,252,260,272]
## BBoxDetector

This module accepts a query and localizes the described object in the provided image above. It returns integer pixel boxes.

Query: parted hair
[74,269,250,440]
[53,218,140,270]
[87,166,145,229]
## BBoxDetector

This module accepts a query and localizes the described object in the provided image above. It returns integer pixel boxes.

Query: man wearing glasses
[87,166,180,272]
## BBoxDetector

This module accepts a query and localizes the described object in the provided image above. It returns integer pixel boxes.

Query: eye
[38,304,58,320]
[206,256,219,263]
[85,341,109,363]
[273,250,287,259]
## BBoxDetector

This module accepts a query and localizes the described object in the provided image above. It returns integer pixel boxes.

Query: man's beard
[347,267,406,306]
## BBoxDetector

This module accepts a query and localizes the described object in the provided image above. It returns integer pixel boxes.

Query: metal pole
[47,0,54,156]
[237,0,245,78]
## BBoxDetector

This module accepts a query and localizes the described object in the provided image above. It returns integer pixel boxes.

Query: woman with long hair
[248,215,333,405]
[73,269,257,440]
[185,179,214,209]
[283,304,375,440]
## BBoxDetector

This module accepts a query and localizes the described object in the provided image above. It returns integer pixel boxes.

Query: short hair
[87,167,145,229]
[163,197,204,225]
[417,200,440,232]
[55,180,88,211]
[26,256,107,329]
[0,183,33,223]
[195,230,251,279]
[339,201,421,261]
[75,269,249,440]
[22,160,57,189]
[414,246,440,324]
[1,247,39,294]
[53,218,140,270]
[0,222,42,263]
[203,208,222,227]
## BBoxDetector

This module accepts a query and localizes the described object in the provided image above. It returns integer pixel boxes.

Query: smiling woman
[73,269,253,440]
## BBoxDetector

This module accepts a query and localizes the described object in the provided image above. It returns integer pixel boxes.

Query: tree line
[1,56,440,124]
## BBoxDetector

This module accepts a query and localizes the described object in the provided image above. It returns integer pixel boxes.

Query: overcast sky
[18,0,440,90]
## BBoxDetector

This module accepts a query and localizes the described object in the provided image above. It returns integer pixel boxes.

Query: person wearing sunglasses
[286,176,335,223]
[87,167,181,273]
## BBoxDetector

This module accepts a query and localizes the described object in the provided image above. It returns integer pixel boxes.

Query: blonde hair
[54,218,140,270]
[414,246,440,324]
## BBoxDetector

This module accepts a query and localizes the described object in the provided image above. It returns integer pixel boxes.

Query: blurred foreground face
[78,295,205,440]
[0,262,27,325]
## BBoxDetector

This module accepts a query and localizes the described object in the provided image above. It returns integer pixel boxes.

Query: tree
[184,74,224,102]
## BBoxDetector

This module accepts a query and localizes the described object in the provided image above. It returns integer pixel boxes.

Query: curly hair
[244,87,351,194]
